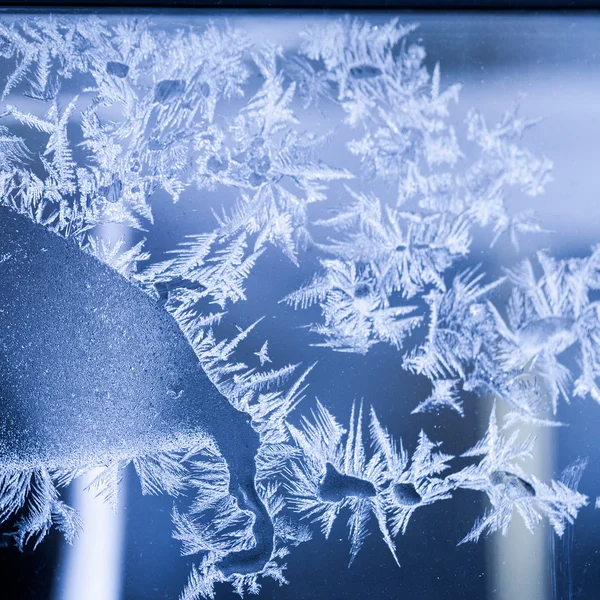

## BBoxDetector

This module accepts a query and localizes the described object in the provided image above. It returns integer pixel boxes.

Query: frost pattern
[451,407,587,543]
[0,466,82,550]
[0,13,596,600]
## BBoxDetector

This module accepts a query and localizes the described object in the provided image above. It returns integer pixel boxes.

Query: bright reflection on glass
[52,469,126,600]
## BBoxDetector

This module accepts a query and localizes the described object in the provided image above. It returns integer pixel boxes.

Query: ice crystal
[151,232,265,308]
[254,341,272,367]
[282,259,423,353]
[452,406,588,543]
[87,235,150,276]
[317,190,472,298]
[488,249,600,411]
[0,466,82,550]
[284,401,388,564]
[370,410,454,538]
[404,268,504,381]
[411,379,463,416]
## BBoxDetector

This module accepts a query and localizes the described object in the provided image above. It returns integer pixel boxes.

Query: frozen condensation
[0,13,595,599]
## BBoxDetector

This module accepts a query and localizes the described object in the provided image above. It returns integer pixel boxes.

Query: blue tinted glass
[0,11,598,600]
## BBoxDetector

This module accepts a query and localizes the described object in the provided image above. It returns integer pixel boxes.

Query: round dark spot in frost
[154,79,186,104]
[249,137,265,151]
[248,155,271,174]
[207,156,227,174]
[349,64,382,79]
[249,172,266,187]
[148,138,165,151]
[106,61,129,78]
[354,283,371,299]
[392,482,422,506]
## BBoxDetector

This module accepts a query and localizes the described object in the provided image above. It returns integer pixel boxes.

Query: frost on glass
[0,13,595,599]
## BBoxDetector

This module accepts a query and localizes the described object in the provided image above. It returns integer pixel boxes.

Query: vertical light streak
[52,468,126,600]
[53,221,130,600]
[486,404,555,600]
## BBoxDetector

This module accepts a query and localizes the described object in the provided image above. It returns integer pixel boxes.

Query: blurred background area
[1,10,599,600]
